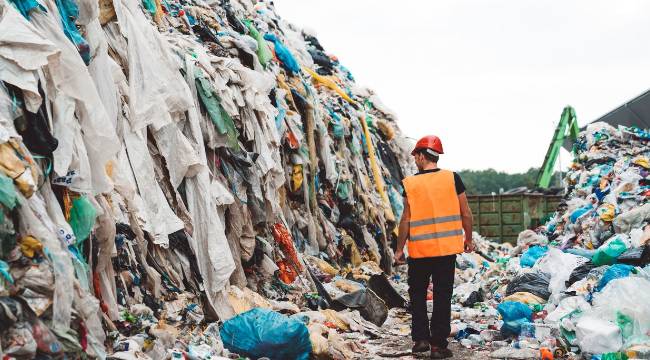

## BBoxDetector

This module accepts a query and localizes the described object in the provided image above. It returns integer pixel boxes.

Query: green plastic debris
[336,180,351,200]
[0,173,18,210]
[601,352,628,360]
[195,70,239,149]
[616,312,633,339]
[68,196,97,243]
[243,19,273,67]
[122,311,137,323]
[141,0,156,15]
[530,303,545,313]
[592,237,628,266]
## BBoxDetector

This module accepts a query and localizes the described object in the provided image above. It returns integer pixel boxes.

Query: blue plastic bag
[220,308,311,360]
[595,264,634,292]
[497,301,532,337]
[520,246,549,267]
[263,33,300,74]
[570,204,593,223]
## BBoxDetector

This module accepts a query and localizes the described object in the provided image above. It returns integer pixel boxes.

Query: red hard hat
[411,135,444,156]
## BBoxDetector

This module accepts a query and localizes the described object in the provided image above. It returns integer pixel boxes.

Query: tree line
[457,167,562,195]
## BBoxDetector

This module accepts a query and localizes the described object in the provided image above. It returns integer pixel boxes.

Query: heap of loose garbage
[0,0,416,358]
[452,123,650,359]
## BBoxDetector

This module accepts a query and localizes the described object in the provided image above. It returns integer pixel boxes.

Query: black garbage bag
[304,34,325,51]
[308,49,334,75]
[331,288,388,326]
[220,0,246,34]
[566,261,597,287]
[462,290,484,307]
[0,297,22,332]
[505,271,551,300]
[7,83,58,156]
[617,246,650,266]
[368,274,407,308]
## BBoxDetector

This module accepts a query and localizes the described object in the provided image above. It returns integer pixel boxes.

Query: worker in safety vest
[394,135,474,359]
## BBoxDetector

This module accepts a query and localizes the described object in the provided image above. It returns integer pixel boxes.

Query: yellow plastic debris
[633,156,650,169]
[20,235,43,258]
[598,203,616,222]
[503,292,546,305]
[303,67,356,105]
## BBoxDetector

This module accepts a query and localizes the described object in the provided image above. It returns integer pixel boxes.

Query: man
[394,135,474,359]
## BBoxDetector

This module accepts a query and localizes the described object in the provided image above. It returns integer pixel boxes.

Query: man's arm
[394,197,410,263]
[458,192,474,252]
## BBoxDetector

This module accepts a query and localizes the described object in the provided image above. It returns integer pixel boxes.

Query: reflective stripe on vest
[402,170,464,258]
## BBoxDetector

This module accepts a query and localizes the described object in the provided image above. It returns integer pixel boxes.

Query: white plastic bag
[575,315,622,354]
[591,277,650,347]
[545,296,591,324]
[614,203,650,234]
[535,248,588,295]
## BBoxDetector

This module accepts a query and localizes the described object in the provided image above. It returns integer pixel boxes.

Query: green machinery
[468,106,578,243]
[536,106,580,188]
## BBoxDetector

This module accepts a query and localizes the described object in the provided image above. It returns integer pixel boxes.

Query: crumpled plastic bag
[544,296,591,324]
[2,322,38,357]
[597,203,617,222]
[331,288,388,326]
[506,272,551,300]
[220,308,311,360]
[592,235,629,266]
[614,203,650,234]
[19,235,43,258]
[566,261,597,288]
[520,245,548,268]
[0,172,18,210]
[503,292,545,305]
[243,20,272,66]
[68,195,97,242]
[591,277,650,347]
[497,301,532,337]
[575,315,622,354]
[535,248,589,295]
[595,264,635,292]
[264,33,300,74]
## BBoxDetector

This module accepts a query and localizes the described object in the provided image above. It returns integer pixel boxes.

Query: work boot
[412,340,430,353]
[429,346,453,359]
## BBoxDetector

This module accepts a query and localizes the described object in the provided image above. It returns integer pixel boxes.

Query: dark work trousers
[408,255,456,348]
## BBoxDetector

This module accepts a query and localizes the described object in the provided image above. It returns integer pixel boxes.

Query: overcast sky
[273,0,650,173]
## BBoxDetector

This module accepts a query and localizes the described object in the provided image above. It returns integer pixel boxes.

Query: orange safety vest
[402,170,464,258]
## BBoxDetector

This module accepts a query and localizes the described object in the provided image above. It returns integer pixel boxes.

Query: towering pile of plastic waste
[0,0,415,357]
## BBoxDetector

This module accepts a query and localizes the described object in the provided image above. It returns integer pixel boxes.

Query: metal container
[467,194,561,244]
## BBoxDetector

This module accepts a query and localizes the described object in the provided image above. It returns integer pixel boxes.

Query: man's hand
[464,239,474,253]
[394,249,406,265]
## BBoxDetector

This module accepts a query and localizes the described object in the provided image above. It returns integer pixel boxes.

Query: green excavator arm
[536,106,580,188]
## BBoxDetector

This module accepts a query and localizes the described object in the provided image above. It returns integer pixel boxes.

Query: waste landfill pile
[450,123,650,359]
[0,0,417,357]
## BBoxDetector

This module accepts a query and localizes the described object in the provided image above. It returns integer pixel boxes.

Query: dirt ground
[354,308,491,360]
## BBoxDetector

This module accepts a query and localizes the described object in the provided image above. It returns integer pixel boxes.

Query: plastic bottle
[519,323,536,340]
[468,334,483,346]
[460,339,473,348]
